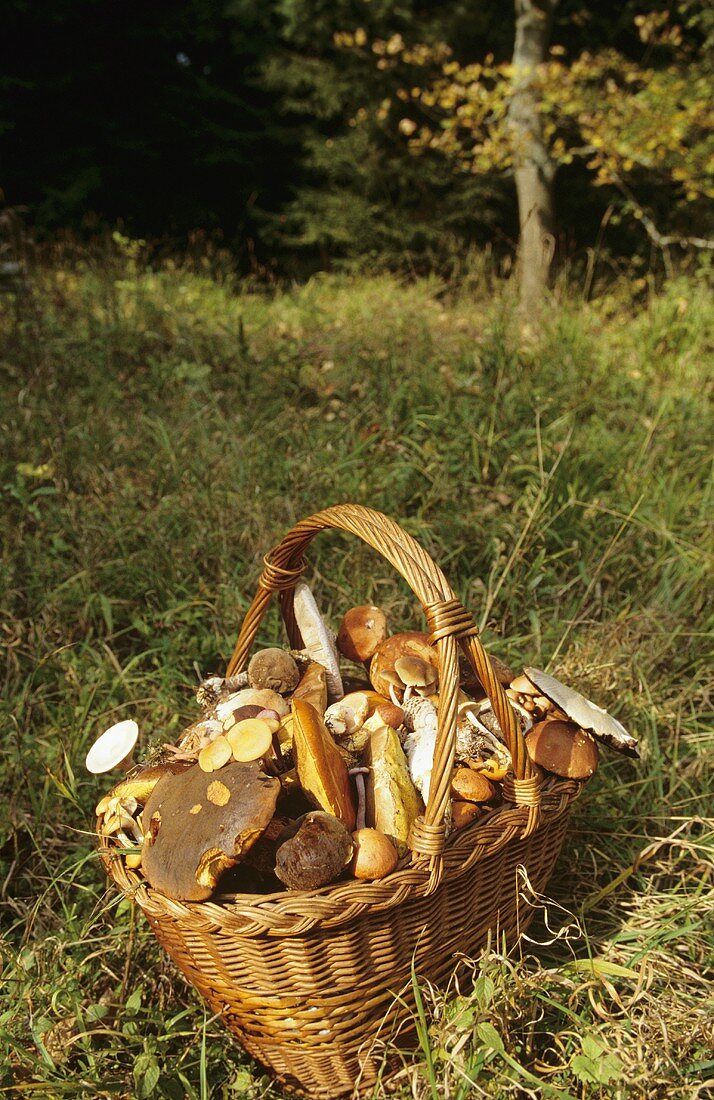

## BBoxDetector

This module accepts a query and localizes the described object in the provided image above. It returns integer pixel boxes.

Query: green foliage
[353,1,713,251]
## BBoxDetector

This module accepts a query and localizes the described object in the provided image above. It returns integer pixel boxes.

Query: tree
[342,0,713,312]
[508,0,558,320]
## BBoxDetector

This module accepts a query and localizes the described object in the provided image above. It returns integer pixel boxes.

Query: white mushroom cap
[292,581,344,702]
[86,719,139,774]
[524,667,638,757]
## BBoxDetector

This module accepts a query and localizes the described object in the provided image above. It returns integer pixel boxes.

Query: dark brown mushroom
[141,761,280,900]
[274,811,354,890]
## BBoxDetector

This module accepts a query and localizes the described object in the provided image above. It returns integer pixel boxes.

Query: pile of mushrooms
[89,586,638,901]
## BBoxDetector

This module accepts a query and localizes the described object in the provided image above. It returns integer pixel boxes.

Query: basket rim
[99,774,583,938]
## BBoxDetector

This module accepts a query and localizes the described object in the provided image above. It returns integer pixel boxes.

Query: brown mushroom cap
[247,648,300,695]
[369,633,438,698]
[337,605,388,664]
[141,762,280,901]
[451,801,486,829]
[274,811,354,890]
[394,655,438,689]
[525,719,599,779]
[450,768,496,803]
[350,828,399,880]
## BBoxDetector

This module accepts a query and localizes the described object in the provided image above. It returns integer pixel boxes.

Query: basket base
[143,802,574,1098]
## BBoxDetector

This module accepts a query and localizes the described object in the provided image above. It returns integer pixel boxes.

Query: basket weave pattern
[99,504,582,1096]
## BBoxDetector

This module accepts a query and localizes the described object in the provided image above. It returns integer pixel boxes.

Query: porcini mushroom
[524,667,638,757]
[525,719,599,779]
[247,648,300,695]
[86,719,139,774]
[336,605,388,664]
[141,761,280,901]
[274,811,354,891]
[292,582,344,702]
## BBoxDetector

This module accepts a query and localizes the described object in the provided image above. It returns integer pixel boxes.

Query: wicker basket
[99,504,582,1097]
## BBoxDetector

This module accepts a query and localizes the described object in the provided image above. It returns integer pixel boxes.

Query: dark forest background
[2,0,709,277]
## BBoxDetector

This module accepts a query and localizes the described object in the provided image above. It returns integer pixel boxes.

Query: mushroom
[450,768,496,804]
[325,691,405,757]
[95,760,193,816]
[291,699,356,829]
[348,766,370,830]
[456,700,514,778]
[459,651,513,699]
[197,735,233,772]
[86,719,139,774]
[401,694,438,802]
[225,716,280,768]
[524,667,639,757]
[324,692,371,737]
[292,582,344,702]
[336,605,388,664]
[274,811,354,891]
[215,688,289,722]
[247,648,300,695]
[394,655,438,698]
[196,672,249,711]
[365,721,423,855]
[451,801,486,830]
[350,828,398,880]
[291,660,328,714]
[141,761,281,901]
[369,633,438,701]
[525,719,599,779]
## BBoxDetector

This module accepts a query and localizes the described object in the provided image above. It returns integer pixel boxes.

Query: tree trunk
[509,0,558,322]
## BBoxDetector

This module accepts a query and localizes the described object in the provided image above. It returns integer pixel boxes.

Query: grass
[1,237,712,1098]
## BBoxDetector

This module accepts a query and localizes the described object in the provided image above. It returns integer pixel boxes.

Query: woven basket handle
[226,504,538,878]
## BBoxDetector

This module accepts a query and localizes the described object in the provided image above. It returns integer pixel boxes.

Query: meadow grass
[1,240,712,1098]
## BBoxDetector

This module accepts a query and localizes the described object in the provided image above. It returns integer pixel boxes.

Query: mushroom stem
[349,767,369,831]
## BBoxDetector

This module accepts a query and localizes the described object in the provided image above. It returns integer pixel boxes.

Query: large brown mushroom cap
[337,605,388,664]
[141,762,280,901]
[525,719,599,779]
